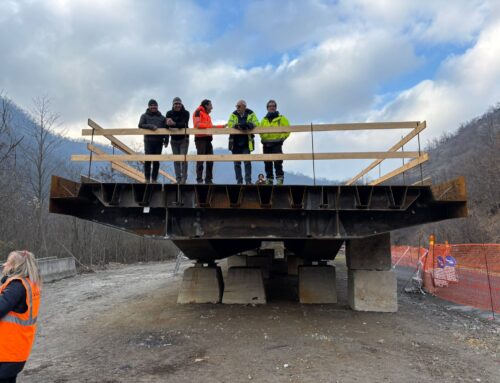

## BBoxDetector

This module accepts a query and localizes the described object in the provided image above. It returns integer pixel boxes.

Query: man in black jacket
[166,97,190,184]
[138,99,167,183]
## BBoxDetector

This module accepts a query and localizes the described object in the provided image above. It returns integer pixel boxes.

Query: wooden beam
[87,143,145,183]
[346,121,427,185]
[71,151,425,162]
[368,153,429,185]
[81,121,420,136]
[110,163,145,182]
[87,119,176,183]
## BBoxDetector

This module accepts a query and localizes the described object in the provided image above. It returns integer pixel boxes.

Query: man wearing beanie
[259,99,290,185]
[138,99,167,183]
[166,97,190,184]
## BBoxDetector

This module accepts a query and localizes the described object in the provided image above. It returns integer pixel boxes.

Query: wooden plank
[71,151,424,162]
[87,119,176,183]
[110,163,145,182]
[87,143,145,182]
[88,119,134,154]
[368,153,429,185]
[346,121,427,185]
[81,121,420,136]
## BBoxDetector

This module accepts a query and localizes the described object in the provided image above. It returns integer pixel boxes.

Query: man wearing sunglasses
[227,100,259,185]
[259,99,290,185]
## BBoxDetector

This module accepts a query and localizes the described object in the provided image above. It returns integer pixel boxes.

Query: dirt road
[20,260,499,383]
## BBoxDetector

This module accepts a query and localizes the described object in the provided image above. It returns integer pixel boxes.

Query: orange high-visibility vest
[193,105,224,137]
[0,277,41,362]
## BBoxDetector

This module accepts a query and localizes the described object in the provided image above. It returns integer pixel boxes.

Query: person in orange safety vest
[193,99,226,184]
[0,250,41,383]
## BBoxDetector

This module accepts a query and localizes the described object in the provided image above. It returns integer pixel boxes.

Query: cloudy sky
[1,0,499,180]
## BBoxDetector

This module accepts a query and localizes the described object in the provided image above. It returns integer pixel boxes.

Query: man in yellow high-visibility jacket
[227,100,259,185]
[259,99,290,185]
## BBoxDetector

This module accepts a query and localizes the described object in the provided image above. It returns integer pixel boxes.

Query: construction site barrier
[392,244,500,315]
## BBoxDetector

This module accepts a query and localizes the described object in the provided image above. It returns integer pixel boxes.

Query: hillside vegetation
[393,105,500,244]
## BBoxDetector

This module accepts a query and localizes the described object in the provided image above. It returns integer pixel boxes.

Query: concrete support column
[346,233,397,312]
[222,267,266,304]
[298,265,337,304]
[287,255,304,276]
[227,255,248,268]
[177,265,223,304]
[346,233,391,270]
[247,256,272,279]
[348,270,397,312]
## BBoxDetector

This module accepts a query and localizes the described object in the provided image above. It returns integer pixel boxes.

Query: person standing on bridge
[259,99,290,185]
[166,97,190,184]
[138,99,167,183]
[193,99,225,184]
[227,100,259,185]
[0,250,41,383]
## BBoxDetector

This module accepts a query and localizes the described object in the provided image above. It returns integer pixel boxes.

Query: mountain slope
[392,105,500,243]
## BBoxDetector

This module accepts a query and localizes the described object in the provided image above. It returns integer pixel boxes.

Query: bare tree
[23,96,63,255]
[0,92,23,167]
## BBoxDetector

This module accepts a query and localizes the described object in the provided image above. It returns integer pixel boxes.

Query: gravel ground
[19,259,500,383]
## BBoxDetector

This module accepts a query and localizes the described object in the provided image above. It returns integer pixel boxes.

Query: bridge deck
[50,176,467,261]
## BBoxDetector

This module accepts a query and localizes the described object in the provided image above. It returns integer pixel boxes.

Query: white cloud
[1,0,499,181]
[368,20,500,142]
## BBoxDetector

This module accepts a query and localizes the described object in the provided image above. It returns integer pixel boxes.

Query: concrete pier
[346,233,391,270]
[226,255,247,268]
[298,265,337,304]
[222,267,266,304]
[348,270,397,312]
[177,265,223,304]
[346,233,397,312]
[287,255,304,276]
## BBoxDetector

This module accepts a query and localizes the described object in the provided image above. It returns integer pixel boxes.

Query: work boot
[205,180,213,185]
[265,178,273,185]
[276,177,284,185]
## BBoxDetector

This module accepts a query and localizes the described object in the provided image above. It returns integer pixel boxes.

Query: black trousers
[263,142,284,179]
[144,139,163,182]
[0,361,25,382]
[195,138,213,183]
[171,138,189,183]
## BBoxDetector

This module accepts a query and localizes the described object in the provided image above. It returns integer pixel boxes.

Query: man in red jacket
[193,99,224,184]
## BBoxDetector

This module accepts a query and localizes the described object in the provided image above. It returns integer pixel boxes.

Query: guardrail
[78,119,428,185]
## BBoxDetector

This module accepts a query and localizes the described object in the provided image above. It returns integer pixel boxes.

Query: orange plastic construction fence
[392,243,500,314]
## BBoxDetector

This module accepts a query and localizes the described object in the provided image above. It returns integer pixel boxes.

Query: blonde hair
[2,250,42,287]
